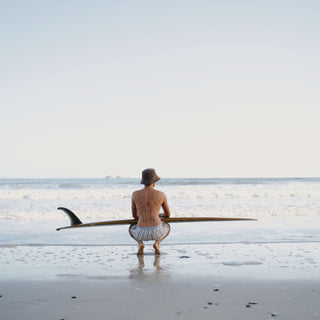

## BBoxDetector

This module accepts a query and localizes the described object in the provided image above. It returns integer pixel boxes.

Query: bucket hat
[140,168,161,185]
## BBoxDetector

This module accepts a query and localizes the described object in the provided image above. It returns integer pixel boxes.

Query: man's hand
[159,212,169,218]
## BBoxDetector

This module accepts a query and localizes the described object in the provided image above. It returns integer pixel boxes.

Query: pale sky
[1,0,319,178]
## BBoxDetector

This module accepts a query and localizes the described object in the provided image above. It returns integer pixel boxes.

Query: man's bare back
[132,186,170,227]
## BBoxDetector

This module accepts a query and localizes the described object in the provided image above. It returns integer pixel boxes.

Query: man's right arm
[160,193,170,218]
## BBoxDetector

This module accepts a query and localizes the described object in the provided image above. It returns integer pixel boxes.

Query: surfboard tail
[57,207,82,230]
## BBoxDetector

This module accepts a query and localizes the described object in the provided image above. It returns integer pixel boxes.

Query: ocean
[1,177,320,246]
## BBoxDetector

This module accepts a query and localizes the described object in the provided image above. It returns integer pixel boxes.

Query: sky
[1,0,319,178]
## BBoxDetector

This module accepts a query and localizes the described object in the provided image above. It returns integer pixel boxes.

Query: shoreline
[1,242,319,280]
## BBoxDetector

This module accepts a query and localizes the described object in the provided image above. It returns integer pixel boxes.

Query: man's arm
[160,193,170,218]
[131,194,139,219]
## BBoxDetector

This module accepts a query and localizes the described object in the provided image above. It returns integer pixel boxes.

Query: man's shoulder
[153,189,166,198]
[132,188,144,197]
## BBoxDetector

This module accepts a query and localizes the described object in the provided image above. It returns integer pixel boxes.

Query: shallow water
[1,177,320,246]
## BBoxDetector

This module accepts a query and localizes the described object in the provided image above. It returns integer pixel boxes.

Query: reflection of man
[129,168,171,255]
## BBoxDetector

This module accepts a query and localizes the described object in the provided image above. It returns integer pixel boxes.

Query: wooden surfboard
[56,207,256,231]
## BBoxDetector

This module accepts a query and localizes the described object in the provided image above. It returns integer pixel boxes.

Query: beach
[2,278,319,320]
[1,178,320,319]
[1,243,320,320]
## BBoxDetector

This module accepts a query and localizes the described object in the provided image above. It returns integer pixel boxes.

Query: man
[129,168,171,255]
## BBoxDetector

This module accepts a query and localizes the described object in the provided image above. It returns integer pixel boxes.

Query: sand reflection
[129,254,170,280]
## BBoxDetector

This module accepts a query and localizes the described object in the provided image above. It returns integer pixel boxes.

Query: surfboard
[56,207,256,231]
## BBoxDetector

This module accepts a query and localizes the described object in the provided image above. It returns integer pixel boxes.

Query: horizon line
[1,176,320,180]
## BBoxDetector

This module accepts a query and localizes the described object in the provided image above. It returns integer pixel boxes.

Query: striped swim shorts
[129,222,170,241]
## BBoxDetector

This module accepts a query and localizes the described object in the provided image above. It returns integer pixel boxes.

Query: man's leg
[153,235,167,255]
[153,240,161,255]
[153,223,170,255]
[129,224,145,255]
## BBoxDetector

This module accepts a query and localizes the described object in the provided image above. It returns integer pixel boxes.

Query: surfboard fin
[57,207,83,228]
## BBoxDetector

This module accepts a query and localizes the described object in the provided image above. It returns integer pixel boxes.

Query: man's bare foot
[137,242,145,255]
[153,241,161,255]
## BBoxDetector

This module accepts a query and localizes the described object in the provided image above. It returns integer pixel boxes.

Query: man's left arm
[131,194,139,219]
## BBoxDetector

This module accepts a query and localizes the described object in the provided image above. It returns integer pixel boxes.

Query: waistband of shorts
[136,224,162,230]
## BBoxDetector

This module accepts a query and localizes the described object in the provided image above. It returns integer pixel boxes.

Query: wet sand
[1,242,320,319]
[1,278,319,320]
